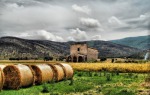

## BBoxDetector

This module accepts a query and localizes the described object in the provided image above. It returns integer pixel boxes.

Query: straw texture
[31,64,54,84]
[57,63,74,80]
[3,64,34,89]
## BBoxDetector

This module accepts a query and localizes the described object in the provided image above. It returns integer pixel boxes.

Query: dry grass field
[0,60,149,73]
[68,62,150,73]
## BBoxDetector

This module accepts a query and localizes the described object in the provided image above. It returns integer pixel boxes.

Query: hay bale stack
[30,64,54,85]
[3,64,34,89]
[48,64,65,81]
[57,63,74,80]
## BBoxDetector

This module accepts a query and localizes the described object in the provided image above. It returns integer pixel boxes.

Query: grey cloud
[91,35,102,40]
[0,2,77,33]
[22,30,64,42]
[79,17,101,28]
[72,4,91,15]
[115,13,150,31]
[0,0,150,41]
[69,28,88,41]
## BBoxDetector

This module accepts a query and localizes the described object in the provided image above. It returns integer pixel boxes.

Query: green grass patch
[0,71,148,95]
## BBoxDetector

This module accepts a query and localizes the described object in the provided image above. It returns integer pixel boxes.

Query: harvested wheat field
[3,64,34,89]
[30,64,54,85]
[68,63,150,73]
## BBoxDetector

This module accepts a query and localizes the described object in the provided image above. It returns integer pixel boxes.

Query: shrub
[100,58,107,61]
[41,83,49,93]
[43,56,53,61]
[77,72,83,77]
[128,73,133,78]
[94,72,98,76]
[88,71,93,77]
[58,56,66,61]
[69,78,74,85]
[106,73,112,81]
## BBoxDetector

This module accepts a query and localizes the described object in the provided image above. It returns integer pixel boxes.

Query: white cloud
[1,3,75,28]
[0,1,149,41]
[67,28,105,41]
[67,36,75,41]
[108,16,124,27]
[55,36,64,42]
[108,16,123,26]
[91,35,101,40]
[72,4,91,15]
[80,18,101,28]
[18,30,64,42]
[69,28,88,41]
[125,13,150,22]
[140,15,146,19]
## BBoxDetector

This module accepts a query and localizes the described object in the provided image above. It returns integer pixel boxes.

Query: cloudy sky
[0,0,149,41]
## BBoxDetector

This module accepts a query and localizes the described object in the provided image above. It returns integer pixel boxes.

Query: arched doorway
[73,56,77,62]
[85,56,87,61]
[78,56,83,62]
[66,56,71,62]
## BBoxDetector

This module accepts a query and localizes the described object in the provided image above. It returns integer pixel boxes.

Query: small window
[77,48,80,51]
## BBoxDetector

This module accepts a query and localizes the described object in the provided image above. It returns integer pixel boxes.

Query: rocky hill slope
[0,36,142,59]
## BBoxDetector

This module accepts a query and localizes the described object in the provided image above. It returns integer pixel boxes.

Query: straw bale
[57,63,74,80]
[3,64,34,89]
[0,65,6,89]
[0,65,7,70]
[47,64,65,81]
[0,68,4,90]
[46,64,57,81]
[31,64,54,84]
[54,65,65,81]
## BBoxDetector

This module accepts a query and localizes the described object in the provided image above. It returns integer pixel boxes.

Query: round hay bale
[0,65,7,70]
[0,68,4,90]
[0,65,7,90]
[3,64,34,89]
[47,64,65,81]
[46,64,57,81]
[54,65,65,81]
[56,63,74,80]
[30,64,54,85]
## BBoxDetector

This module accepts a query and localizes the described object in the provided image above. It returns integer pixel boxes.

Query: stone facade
[66,43,99,62]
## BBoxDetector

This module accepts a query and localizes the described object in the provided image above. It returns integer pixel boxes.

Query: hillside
[0,36,142,59]
[111,35,150,50]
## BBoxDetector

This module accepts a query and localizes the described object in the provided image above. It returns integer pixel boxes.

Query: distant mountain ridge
[0,36,142,59]
[111,35,150,50]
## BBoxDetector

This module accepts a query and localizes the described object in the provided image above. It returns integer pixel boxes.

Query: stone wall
[87,48,99,61]
[68,44,99,62]
[70,44,88,56]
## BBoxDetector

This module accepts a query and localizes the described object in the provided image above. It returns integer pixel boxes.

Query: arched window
[77,48,80,51]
